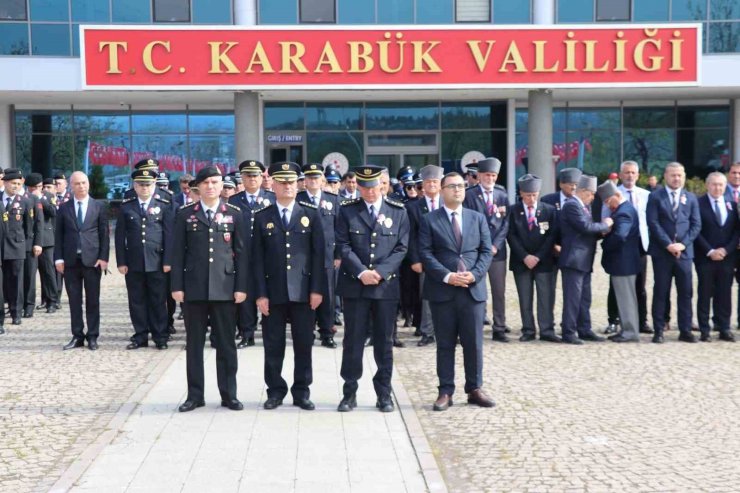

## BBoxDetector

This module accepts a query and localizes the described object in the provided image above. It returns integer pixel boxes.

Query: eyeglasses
[442,183,466,190]
[404,185,416,190]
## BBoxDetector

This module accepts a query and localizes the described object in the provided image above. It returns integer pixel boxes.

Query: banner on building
[81,24,701,90]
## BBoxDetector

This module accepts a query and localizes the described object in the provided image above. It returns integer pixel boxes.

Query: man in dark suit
[723,162,740,327]
[336,165,409,413]
[115,169,174,350]
[228,160,276,348]
[559,175,612,344]
[462,157,510,342]
[252,162,325,411]
[340,171,358,200]
[647,162,702,343]
[171,166,248,412]
[695,172,738,342]
[297,163,340,349]
[3,169,40,326]
[598,181,642,342]
[55,171,109,350]
[35,177,59,313]
[172,174,194,208]
[419,172,494,411]
[22,173,44,318]
[507,174,560,343]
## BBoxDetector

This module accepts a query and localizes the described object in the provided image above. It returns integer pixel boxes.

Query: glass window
[708,22,740,53]
[154,0,190,22]
[192,0,231,23]
[132,134,188,169]
[338,0,375,23]
[15,135,31,171]
[624,107,675,128]
[306,104,363,130]
[72,0,110,22]
[634,0,669,21]
[367,134,437,146]
[29,0,69,21]
[677,128,730,177]
[366,103,439,130]
[74,112,131,134]
[557,0,593,22]
[710,0,740,20]
[417,0,454,24]
[0,0,27,20]
[31,24,70,56]
[0,22,29,55]
[442,103,507,130]
[189,135,236,173]
[306,132,363,168]
[441,131,505,173]
[265,104,305,130]
[624,129,675,176]
[677,107,730,128]
[132,113,187,133]
[671,0,706,20]
[300,0,335,23]
[112,0,151,23]
[565,130,621,175]
[596,0,629,21]
[16,111,73,133]
[456,0,490,22]
[259,0,297,24]
[188,113,235,133]
[567,108,620,131]
[378,0,414,24]
[72,23,80,56]
[75,135,131,199]
[36,135,75,178]
[494,0,531,24]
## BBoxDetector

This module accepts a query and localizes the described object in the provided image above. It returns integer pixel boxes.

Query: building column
[234,0,262,162]
[528,90,555,193]
[734,99,740,163]
[0,105,13,169]
[506,98,516,203]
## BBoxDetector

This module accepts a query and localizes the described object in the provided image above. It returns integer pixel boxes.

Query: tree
[89,165,109,199]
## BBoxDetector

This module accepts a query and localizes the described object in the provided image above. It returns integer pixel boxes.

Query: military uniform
[53,178,71,305]
[36,190,59,312]
[22,187,44,317]
[336,166,409,411]
[252,164,325,408]
[115,171,174,348]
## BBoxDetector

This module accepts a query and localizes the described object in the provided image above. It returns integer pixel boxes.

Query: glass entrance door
[366,153,438,178]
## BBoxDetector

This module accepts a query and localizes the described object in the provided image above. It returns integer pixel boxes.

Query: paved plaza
[0,254,739,492]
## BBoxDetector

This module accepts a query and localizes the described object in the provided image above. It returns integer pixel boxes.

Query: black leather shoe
[126,341,148,350]
[179,400,205,412]
[491,332,509,343]
[11,318,21,325]
[321,336,337,348]
[433,394,453,411]
[417,335,435,346]
[678,333,697,343]
[156,342,168,350]
[392,338,405,348]
[562,336,584,345]
[719,331,736,342]
[519,333,536,342]
[36,304,47,310]
[237,337,251,349]
[484,318,492,326]
[603,323,619,334]
[221,399,244,411]
[580,331,606,342]
[337,394,357,412]
[46,306,57,314]
[413,328,422,336]
[699,333,712,342]
[263,397,283,410]
[88,339,99,350]
[22,311,33,318]
[639,325,654,334]
[334,317,343,326]
[610,335,639,343]
[63,337,84,350]
[168,325,176,334]
[293,398,315,410]
[376,396,394,413]
[540,334,562,343]
[652,334,664,344]
[54,303,62,310]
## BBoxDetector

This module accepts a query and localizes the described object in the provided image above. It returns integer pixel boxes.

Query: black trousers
[696,259,734,334]
[56,270,64,302]
[263,302,315,400]
[608,255,648,327]
[652,255,693,337]
[341,298,396,398]
[315,267,336,337]
[38,247,58,307]
[164,272,175,328]
[184,301,238,402]
[399,259,419,325]
[430,291,484,396]
[3,259,24,319]
[237,298,258,338]
[64,259,101,340]
[126,271,168,344]
[23,250,38,312]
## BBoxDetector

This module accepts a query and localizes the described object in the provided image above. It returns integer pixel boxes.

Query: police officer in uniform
[116,169,174,350]
[172,166,248,412]
[252,162,325,410]
[2,169,40,325]
[297,163,340,348]
[156,171,171,192]
[229,160,276,348]
[336,165,410,413]
[22,173,45,318]
[35,177,59,313]
[123,159,173,201]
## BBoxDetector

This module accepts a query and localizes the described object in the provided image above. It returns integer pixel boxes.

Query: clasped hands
[666,242,686,258]
[448,271,475,287]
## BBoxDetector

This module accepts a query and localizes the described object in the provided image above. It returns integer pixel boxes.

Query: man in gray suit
[418,172,494,411]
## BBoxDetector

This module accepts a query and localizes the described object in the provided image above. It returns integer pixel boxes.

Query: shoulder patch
[298,200,317,210]
[384,198,405,209]
[155,197,171,204]
[122,197,136,204]
[179,202,197,210]
[225,203,240,211]
[254,204,271,214]
[340,198,361,207]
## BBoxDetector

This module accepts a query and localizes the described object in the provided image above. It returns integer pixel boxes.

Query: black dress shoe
[337,394,357,412]
[402,319,411,328]
[562,336,584,345]
[483,318,492,326]
[126,341,148,350]
[392,338,405,348]
[263,397,283,410]
[433,394,453,411]
[237,337,249,349]
[156,342,168,350]
[580,331,606,342]
[652,334,664,344]
[413,328,422,337]
[46,306,57,314]
[603,323,619,334]
[11,318,21,325]
[639,325,654,334]
[88,339,99,350]
[417,335,435,346]
[719,331,736,342]
[36,304,47,310]
[699,334,712,342]
[678,333,697,343]
[168,325,176,334]
[221,399,244,411]
[63,337,85,350]
[610,335,639,343]
[491,332,509,343]
[293,398,315,410]
[54,303,62,310]
[22,311,33,318]
[376,396,394,413]
[334,317,343,326]
[539,334,562,343]
[519,333,536,342]
[321,336,337,348]
[179,400,205,412]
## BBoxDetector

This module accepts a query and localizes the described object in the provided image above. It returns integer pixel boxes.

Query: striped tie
[527,206,535,231]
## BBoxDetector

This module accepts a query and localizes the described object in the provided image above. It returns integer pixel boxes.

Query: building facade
[1,0,739,199]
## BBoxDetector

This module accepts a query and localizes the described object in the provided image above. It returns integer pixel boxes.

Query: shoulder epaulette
[385,198,405,208]
[122,197,136,204]
[254,204,271,214]
[225,202,240,211]
[179,202,197,210]
[340,198,361,206]
[155,197,171,204]
[299,201,317,210]
[323,190,338,197]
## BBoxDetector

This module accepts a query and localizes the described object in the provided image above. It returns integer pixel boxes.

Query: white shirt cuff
[443,273,452,284]
[54,259,64,265]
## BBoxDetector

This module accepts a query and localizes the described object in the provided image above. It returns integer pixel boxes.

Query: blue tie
[76,201,83,227]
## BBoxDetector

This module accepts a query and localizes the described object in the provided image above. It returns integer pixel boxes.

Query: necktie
[527,206,535,231]
[57,194,62,203]
[628,190,634,205]
[671,191,679,216]
[485,191,494,216]
[735,189,739,203]
[369,204,376,222]
[282,207,289,228]
[430,199,435,211]
[140,203,146,216]
[5,197,11,210]
[311,195,317,206]
[714,199,723,226]
[77,201,83,227]
[451,212,465,272]
[206,209,213,225]
[248,195,255,207]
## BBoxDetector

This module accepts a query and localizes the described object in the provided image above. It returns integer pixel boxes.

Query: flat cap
[3,168,23,181]
[268,162,301,182]
[302,163,324,177]
[354,164,385,188]
[238,160,265,175]
[25,173,43,187]
[132,169,157,183]
[134,158,159,171]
